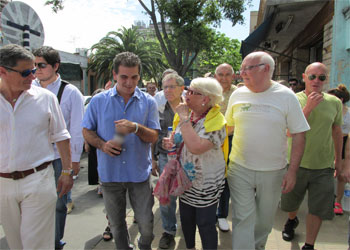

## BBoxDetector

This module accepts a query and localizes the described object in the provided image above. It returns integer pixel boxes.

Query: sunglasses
[186,89,202,96]
[306,74,327,81]
[34,62,48,69]
[2,65,37,77]
[289,83,297,86]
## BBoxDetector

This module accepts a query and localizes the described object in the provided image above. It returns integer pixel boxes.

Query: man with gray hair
[0,44,72,249]
[225,51,310,249]
[82,51,160,250]
[152,73,185,248]
[214,63,237,232]
[154,68,178,112]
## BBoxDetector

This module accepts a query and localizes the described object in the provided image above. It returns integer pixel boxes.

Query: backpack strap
[57,80,69,104]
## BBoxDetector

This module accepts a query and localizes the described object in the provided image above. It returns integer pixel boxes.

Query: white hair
[247,51,275,78]
[190,77,223,106]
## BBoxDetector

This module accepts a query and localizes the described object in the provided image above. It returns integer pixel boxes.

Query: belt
[0,161,52,180]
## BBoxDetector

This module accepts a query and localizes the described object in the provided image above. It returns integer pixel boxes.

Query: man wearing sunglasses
[32,46,84,250]
[281,62,343,250]
[0,44,72,249]
[288,78,299,93]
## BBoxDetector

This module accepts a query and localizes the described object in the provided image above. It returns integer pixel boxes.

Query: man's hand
[151,160,159,177]
[114,119,137,134]
[84,142,90,153]
[102,140,122,157]
[57,175,73,198]
[72,162,80,175]
[281,169,297,194]
[305,92,323,113]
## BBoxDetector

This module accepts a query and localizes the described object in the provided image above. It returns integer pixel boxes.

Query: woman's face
[185,87,206,111]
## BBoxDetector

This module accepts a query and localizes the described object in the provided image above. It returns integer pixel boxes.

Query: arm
[340,134,350,182]
[56,139,73,198]
[82,128,122,157]
[227,125,234,135]
[114,119,158,143]
[179,121,214,155]
[281,132,306,194]
[333,124,343,175]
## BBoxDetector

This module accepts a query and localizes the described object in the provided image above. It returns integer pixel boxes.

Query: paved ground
[1,153,349,250]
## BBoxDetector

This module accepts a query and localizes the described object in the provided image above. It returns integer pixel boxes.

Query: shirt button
[124,112,126,114]
[122,161,126,164]
[123,148,126,152]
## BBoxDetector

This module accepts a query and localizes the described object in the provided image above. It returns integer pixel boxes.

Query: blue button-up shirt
[82,86,160,182]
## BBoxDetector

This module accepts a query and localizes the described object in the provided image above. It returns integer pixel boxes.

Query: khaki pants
[0,166,57,250]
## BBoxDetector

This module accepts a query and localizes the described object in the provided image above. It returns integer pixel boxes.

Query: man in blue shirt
[82,52,160,250]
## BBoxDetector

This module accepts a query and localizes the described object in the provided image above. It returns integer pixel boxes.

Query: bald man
[281,62,343,250]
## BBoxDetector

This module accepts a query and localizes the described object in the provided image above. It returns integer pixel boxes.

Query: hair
[162,73,184,87]
[215,63,234,75]
[92,88,104,97]
[32,46,61,73]
[246,51,275,78]
[146,81,157,87]
[288,78,299,84]
[0,44,34,68]
[162,68,177,79]
[190,77,223,106]
[327,84,350,104]
[113,52,141,74]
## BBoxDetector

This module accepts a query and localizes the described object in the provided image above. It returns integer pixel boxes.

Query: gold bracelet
[61,169,73,176]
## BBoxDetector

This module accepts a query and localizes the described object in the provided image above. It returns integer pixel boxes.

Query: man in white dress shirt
[0,44,73,249]
[32,46,84,249]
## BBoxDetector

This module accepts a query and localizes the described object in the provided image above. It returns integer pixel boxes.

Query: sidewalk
[1,154,349,249]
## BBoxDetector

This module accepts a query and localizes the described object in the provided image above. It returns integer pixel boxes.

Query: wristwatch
[61,169,74,177]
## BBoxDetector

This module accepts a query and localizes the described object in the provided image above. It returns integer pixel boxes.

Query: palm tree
[88,26,166,86]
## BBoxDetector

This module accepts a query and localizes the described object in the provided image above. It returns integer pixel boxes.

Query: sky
[18,0,260,54]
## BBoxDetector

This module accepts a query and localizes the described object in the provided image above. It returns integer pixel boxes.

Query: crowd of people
[0,43,349,250]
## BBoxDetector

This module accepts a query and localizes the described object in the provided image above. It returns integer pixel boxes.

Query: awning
[240,13,274,58]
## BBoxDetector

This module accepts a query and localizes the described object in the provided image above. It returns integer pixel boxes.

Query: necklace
[12,98,17,103]
[190,108,211,126]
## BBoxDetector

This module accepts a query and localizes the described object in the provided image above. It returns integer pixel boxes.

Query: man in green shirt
[281,62,343,250]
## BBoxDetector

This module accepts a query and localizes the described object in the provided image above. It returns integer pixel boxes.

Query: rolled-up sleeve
[49,95,71,143]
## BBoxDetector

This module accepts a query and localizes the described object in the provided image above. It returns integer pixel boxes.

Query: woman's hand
[162,136,174,151]
[176,103,190,121]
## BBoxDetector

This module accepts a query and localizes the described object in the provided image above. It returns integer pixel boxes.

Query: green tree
[195,32,242,76]
[88,26,166,85]
[138,0,250,76]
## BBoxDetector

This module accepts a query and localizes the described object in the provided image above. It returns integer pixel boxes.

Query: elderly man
[225,51,310,250]
[82,52,160,250]
[280,62,343,250]
[0,44,72,249]
[214,63,237,232]
[154,69,178,112]
[152,73,185,249]
[32,46,84,249]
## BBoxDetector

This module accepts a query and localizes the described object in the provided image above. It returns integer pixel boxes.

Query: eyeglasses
[35,62,48,69]
[240,63,265,73]
[289,83,298,86]
[2,65,37,77]
[163,85,179,90]
[186,89,202,96]
[306,74,327,81]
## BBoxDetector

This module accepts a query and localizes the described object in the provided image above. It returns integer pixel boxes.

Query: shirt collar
[33,74,61,89]
[111,84,142,100]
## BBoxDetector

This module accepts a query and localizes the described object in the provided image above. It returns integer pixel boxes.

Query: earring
[201,103,205,106]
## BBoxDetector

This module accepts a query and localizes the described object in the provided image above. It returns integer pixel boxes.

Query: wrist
[61,169,74,176]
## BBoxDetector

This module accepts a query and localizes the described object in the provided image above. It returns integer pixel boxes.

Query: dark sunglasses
[289,83,297,86]
[307,74,327,81]
[34,62,48,69]
[2,65,37,77]
[186,89,203,96]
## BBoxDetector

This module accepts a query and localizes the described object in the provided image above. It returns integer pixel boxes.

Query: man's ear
[0,66,8,77]
[53,63,60,72]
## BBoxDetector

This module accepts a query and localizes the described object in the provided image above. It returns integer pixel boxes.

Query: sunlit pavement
[1,153,348,249]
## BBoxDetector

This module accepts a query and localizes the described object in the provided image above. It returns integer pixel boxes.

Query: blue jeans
[217,178,230,218]
[102,177,154,250]
[179,200,218,250]
[158,153,177,235]
[53,159,68,249]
